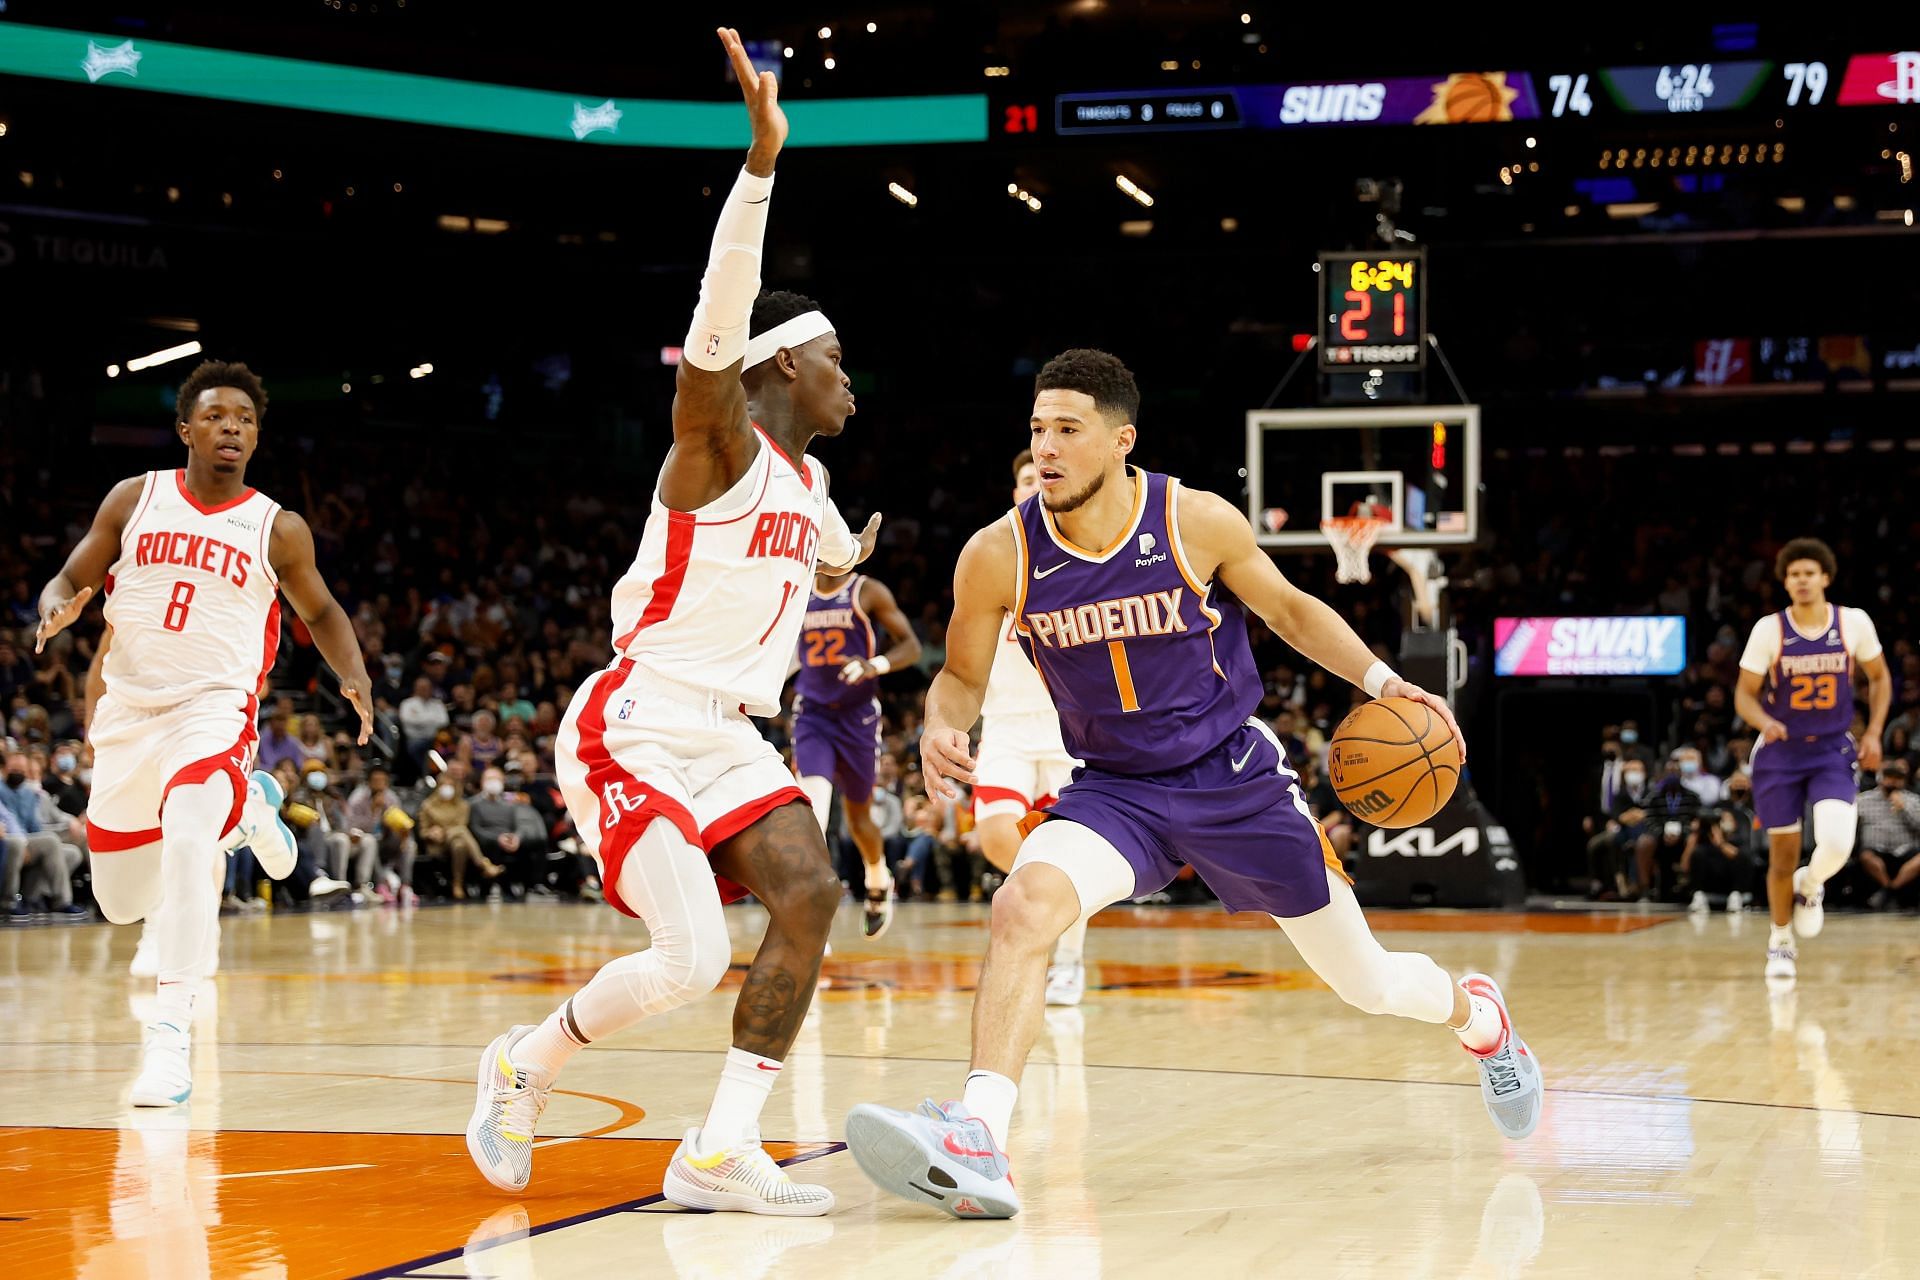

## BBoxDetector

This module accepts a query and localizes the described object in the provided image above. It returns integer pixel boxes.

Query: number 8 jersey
[1740,604,1882,740]
[102,469,283,708]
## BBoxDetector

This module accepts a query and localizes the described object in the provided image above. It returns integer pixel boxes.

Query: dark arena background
[2,6,1918,1276]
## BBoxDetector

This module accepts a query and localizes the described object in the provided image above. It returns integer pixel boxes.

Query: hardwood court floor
[3,898,1918,1278]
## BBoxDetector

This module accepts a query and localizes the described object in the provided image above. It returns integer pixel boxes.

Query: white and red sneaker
[1460,973,1543,1140]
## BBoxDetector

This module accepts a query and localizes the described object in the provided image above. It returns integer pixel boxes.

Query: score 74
[1547,73,1592,118]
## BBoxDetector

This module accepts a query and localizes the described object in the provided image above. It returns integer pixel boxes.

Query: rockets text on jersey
[101,469,282,708]
[607,427,857,716]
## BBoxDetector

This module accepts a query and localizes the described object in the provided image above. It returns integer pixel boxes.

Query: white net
[1321,516,1387,584]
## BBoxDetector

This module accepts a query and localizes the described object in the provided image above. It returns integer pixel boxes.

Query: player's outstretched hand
[921,724,976,802]
[1379,677,1466,763]
[35,585,94,654]
[1858,735,1884,772]
[342,675,374,745]
[851,512,882,567]
[718,27,786,171]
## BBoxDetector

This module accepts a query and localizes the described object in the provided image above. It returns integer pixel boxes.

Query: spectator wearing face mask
[1672,746,1724,806]
[468,765,550,898]
[417,766,501,900]
[0,751,85,916]
[44,742,88,818]
[345,765,417,904]
[1586,758,1655,899]
[1640,756,1704,900]
[1683,774,1760,913]
[1857,761,1920,909]
[1617,720,1655,768]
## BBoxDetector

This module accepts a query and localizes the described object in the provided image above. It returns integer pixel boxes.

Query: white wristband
[869,654,891,676]
[1362,660,1397,700]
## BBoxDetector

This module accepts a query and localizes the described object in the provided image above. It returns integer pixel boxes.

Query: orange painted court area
[1,1127,836,1277]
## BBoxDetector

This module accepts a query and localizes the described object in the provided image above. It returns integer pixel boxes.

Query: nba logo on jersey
[617,698,634,720]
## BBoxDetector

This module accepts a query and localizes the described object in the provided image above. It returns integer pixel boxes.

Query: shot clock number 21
[1318,251,1426,370]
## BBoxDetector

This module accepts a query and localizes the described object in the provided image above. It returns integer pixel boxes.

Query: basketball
[1327,696,1461,828]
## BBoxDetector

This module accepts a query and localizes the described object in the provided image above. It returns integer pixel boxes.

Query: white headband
[744,310,835,369]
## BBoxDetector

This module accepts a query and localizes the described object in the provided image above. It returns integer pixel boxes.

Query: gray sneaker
[845,1099,1020,1219]
[1460,973,1543,1141]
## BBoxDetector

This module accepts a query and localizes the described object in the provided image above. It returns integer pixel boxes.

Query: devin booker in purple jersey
[792,575,883,799]
[1010,467,1346,917]
[1740,600,1884,830]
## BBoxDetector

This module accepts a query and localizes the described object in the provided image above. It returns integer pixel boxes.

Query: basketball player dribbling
[973,449,1089,1005]
[35,360,372,1106]
[1735,538,1889,984]
[791,567,920,937]
[846,350,1542,1218]
[465,29,878,1215]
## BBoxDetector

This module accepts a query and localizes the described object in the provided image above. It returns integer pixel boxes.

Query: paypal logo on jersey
[1134,530,1168,568]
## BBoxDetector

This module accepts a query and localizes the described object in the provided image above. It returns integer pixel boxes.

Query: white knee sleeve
[798,774,834,835]
[1012,818,1137,921]
[1809,798,1857,882]
[570,822,733,1040]
[1275,869,1456,1024]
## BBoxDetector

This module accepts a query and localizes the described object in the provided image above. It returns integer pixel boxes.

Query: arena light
[818,25,832,39]
[125,339,202,372]
[866,22,877,33]
[824,57,837,70]
[1116,174,1154,207]
[106,364,120,378]
[410,362,434,379]
[888,181,918,207]
[472,217,508,234]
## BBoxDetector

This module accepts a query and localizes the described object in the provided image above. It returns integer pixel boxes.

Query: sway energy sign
[1494,616,1687,677]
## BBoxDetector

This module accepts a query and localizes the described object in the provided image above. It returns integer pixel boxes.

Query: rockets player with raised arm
[35,359,371,1107]
[1735,537,1889,984]
[846,350,1542,1219]
[465,29,878,1216]
[791,568,920,937]
[975,449,1089,1005]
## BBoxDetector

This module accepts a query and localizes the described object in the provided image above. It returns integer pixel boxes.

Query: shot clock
[1319,251,1426,371]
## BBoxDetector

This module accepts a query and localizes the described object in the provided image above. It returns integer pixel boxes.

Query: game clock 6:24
[1319,251,1426,370]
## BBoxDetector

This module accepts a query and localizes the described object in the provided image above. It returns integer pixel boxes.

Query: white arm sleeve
[1842,607,1884,664]
[1738,615,1780,675]
[683,167,774,371]
[816,492,859,574]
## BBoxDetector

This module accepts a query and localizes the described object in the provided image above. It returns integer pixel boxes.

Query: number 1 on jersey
[163,580,196,632]
[1107,640,1141,712]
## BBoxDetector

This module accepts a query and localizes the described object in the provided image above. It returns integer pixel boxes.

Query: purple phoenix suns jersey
[1763,605,1855,739]
[1013,468,1260,775]
[793,575,878,710]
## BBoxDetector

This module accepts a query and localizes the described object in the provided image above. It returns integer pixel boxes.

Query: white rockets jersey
[609,427,857,716]
[102,469,283,709]
[980,610,1060,722]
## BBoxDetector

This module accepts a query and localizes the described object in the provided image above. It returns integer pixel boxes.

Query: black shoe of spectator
[1869,889,1892,910]
[52,904,89,920]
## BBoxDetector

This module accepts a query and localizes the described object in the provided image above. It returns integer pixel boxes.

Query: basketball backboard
[1245,405,1481,549]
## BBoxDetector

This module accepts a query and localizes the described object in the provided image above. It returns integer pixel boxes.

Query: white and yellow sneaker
[662,1127,836,1217]
[466,1026,552,1192]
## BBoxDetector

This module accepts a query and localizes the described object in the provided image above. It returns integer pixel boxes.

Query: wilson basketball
[1327,696,1461,828]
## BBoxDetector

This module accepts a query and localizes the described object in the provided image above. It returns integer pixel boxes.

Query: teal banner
[0,22,985,147]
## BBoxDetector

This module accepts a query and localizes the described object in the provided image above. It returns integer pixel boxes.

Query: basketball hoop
[1321,515,1387,584]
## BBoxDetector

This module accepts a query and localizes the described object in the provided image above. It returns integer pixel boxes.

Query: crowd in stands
[2,438,1914,921]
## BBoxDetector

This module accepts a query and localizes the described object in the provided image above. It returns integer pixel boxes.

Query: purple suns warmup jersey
[792,575,878,710]
[1012,468,1260,775]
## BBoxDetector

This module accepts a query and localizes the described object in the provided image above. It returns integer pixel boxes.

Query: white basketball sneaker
[1765,937,1798,982]
[662,1127,836,1216]
[129,1021,193,1107]
[466,1025,552,1192]
[1688,890,1710,914]
[1459,974,1544,1141]
[230,769,299,881]
[845,1099,1020,1219]
[1792,867,1824,938]
[1045,959,1085,1007]
[1725,890,1746,914]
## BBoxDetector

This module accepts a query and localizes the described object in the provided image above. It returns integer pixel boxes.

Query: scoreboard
[1319,252,1425,371]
